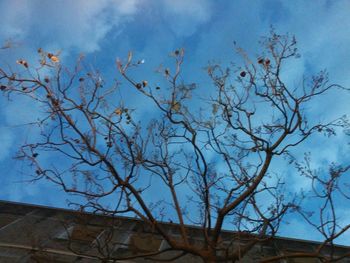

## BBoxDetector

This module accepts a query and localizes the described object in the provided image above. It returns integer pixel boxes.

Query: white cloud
[0,0,142,53]
[2,95,43,126]
[0,0,31,39]
[280,1,350,80]
[113,0,140,15]
[162,0,211,22]
[0,0,214,55]
[160,0,212,37]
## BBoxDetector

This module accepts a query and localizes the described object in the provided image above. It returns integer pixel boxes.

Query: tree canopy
[1,31,350,262]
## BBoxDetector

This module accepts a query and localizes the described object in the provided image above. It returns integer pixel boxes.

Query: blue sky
[1,0,350,242]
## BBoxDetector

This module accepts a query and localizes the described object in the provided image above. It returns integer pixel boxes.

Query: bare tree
[1,31,349,262]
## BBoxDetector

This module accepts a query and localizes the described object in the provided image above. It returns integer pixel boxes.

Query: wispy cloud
[0,0,213,54]
[0,0,142,52]
[0,127,14,161]
[160,0,212,37]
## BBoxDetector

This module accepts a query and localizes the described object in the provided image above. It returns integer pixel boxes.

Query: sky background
[1,0,350,243]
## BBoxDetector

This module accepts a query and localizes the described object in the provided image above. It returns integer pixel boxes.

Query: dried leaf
[114,108,123,115]
[50,55,59,63]
[171,101,181,112]
[16,59,29,68]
